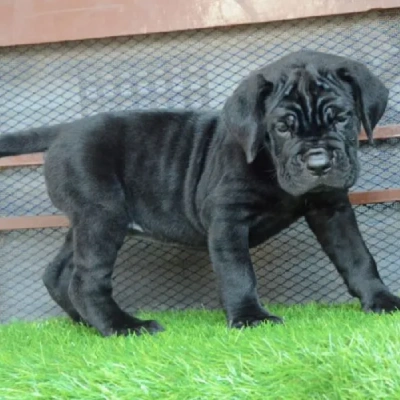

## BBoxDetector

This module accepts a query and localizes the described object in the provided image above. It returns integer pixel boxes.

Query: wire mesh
[0,10,399,322]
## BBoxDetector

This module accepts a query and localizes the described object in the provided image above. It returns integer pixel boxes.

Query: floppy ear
[222,73,273,163]
[337,64,389,144]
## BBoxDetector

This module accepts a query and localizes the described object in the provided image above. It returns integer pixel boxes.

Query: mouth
[307,184,339,193]
[277,148,357,196]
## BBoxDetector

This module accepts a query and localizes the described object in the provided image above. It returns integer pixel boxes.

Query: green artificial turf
[1,304,400,400]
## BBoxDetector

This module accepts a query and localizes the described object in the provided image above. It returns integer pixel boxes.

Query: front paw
[101,314,165,337]
[363,291,400,314]
[229,312,284,329]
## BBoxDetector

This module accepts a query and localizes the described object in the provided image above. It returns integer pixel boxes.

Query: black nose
[306,148,331,175]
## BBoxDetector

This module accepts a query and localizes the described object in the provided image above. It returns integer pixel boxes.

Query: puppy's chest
[248,209,302,247]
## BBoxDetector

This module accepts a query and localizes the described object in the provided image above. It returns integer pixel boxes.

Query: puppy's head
[222,51,389,196]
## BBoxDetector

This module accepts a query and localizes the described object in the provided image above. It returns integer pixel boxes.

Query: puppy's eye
[326,107,336,124]
[287,115,295,125]
[275,122,290,136]
[326,107,347,125]
[336,113,348,123]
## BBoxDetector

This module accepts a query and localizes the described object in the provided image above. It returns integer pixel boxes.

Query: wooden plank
[0,189,399,231]
[349,189,400,205]
[0,125,399,169]
[360,125,400,142]
[0,215,69,231]
[0,0,399,47]
[359,125,400,141]
[0,153,44,168]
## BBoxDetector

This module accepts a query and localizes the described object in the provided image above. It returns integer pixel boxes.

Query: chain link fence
[1,9,399,323]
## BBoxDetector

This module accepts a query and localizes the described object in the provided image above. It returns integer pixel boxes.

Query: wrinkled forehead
[265,65,351,112]
[273,66,343,103]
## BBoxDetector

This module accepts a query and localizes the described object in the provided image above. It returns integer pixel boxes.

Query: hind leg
[42,228,86,324]
[68,209,164,336]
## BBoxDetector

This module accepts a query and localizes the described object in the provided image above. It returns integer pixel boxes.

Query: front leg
[305,193,400,313]
[208,218,283,328]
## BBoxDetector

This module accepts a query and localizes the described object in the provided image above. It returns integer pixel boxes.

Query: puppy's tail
[0,124,61,158]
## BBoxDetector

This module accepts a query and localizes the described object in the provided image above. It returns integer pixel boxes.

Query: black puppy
[1,51,399,336]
